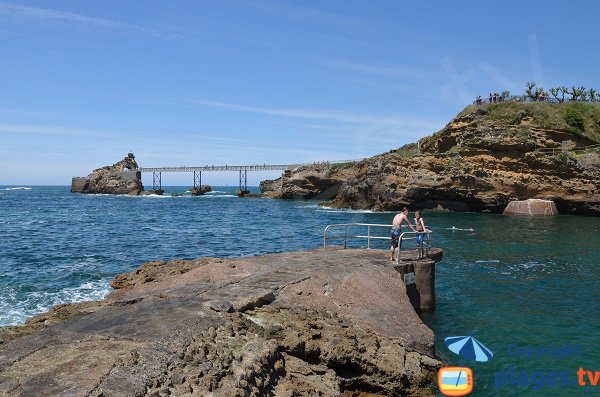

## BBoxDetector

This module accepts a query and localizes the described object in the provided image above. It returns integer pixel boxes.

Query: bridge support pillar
[237,169,249,196]
[153,171,162,191]
[193,171,202,188]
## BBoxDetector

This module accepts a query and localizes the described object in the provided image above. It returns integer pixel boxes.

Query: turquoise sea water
[0,186,598,396]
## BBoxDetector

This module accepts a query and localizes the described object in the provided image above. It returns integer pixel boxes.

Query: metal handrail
[397,230,433,263]
[323,223,433,258]
[324,223,392,250]
[472,95,600,105]
[535,143,600,155]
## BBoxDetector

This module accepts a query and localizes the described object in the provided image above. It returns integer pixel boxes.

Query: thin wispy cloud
[479,62,520,94]
[0,123,114,138]
[440,56,475,103]
[314,58,428,79]
[0,1,125,29]
[245,0,368,31]
[0,1,182,39]
[190,99,438,130]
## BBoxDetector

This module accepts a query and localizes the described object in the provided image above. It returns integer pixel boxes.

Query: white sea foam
[513,261,548,270]
[0,279,111,326]
[142,225,181,233]
[22,219,47,225]
[317,205,396,213]
[475,259,500,263]
[200,194,236,198]
[317,207,392,214]
[85,193,170,198]
[2,187,32,190]
[447,226,476,232]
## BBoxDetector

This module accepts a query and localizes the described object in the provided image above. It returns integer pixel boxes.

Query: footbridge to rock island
[138,162,351,195]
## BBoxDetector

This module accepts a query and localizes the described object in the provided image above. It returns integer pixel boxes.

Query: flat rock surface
[0,249,442,397]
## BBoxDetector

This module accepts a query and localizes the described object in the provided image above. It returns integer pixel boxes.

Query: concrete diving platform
[323,246,443,313]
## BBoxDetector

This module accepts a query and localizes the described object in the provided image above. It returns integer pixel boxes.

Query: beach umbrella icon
[444,336,493,362]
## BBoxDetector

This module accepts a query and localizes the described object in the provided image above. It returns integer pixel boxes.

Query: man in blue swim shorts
[390,207,415,261]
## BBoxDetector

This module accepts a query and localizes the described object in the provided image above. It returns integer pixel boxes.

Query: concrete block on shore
[503,199,559,216]
[395,258,436,312]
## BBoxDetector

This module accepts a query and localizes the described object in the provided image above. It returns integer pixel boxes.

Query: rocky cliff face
[71,153,144,195]
[260,165,348,199]
[261,103,600,215]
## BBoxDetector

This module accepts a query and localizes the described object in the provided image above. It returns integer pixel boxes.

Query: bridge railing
[138,159,363,173]
[138,164,292,172]
[473,95,600,105]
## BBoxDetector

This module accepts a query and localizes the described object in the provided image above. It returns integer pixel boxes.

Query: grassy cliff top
[455,101,600,144]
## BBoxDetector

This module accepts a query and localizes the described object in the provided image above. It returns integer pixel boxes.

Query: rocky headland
[71,153,144,195]
[0,249,442,397]
[261,102,600,215]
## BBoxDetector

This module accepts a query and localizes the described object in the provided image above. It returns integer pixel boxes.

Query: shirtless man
[390,207,415,261]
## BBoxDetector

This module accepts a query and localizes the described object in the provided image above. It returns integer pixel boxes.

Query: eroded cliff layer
[261,102,600,215]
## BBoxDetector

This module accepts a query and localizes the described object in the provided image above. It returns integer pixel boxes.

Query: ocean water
[1,186,598,396]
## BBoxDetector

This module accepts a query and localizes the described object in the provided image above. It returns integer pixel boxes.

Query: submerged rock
[70,153,143,195]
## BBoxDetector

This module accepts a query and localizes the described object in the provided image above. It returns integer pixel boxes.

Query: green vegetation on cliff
[455,101,600,144]
[262,98,600,215]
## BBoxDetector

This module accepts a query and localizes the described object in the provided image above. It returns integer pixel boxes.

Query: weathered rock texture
[260,103,600,215]
[71,153,143,195]
[0,249,441,397]
[261,166,349,200]
[503,199,559,216]
[191,185,212,196]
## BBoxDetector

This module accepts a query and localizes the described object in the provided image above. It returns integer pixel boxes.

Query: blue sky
[1,0,598,186]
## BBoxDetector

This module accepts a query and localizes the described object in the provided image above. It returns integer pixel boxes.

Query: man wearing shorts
[390,207,415,261]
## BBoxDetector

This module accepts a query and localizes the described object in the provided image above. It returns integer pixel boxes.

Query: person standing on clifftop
[390,208,415,261]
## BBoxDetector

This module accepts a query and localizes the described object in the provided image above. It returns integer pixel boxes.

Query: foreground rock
[261,103,600,215]
[0,249,441,397]
[191,185,212,196]
[71,153,143,195]
[503,199,559,216]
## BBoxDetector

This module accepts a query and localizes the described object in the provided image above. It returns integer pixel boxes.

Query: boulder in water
[191,185,212,196]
